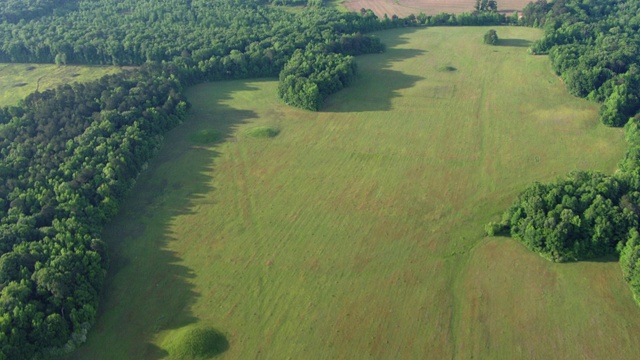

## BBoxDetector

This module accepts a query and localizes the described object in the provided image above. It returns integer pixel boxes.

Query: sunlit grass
[78,27,640,360]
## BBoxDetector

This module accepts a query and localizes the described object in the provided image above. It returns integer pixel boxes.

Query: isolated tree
[483,29,498,45]
[475,0,498,12]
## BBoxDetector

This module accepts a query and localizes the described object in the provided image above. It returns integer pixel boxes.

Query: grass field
[74,27,640,359]
[343,0,531,16]
[0,63,120,106]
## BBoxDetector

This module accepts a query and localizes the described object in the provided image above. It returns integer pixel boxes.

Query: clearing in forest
[343,0,531,17]
[0,63,120,106]
[76,27,640,359]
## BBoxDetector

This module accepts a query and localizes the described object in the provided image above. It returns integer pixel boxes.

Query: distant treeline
[489,0,640,307]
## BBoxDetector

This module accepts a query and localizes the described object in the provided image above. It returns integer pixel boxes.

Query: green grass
[190,129,224,144]
[162,326,228,359]
[437,65,457,72]
[326,0,350,12]
[244,126,280,138]
[0,63,120,106]
[75,27,640,359]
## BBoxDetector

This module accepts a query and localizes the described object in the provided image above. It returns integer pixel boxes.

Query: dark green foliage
[0,0,387,66]
[0,66,188,358]
[483,29,499,45]
[492,112,640,306]
[474,0,498,13]
[620,229,640,302]
[521,0,551,28]
[501,171,637,262]
[494,0,640,305]
[619,116,640,173]
[278,75,322,111]
[599,84,640,127]
[419,11,508,26]
[0,0,77,23]
[527,0,640,127]
[277,50,356,111]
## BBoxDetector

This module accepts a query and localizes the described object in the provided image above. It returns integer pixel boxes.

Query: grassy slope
[76,27,640,359]
[0,63,120,106]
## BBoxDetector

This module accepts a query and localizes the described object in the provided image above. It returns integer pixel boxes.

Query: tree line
[487,114,640,302]
[489,0,640,307]
[523,0,640,127]
[0,66,188,358]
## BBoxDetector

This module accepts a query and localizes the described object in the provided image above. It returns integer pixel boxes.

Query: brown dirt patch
[344,0,531,17]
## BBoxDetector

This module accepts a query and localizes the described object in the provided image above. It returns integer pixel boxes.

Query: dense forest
[0,67,188,358]
[490,0,640,306]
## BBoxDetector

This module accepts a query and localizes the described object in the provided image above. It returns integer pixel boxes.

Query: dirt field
[343,0,532,16]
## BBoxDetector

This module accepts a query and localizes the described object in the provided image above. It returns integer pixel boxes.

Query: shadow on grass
[583,254,620,263]
[323,27,425,113]
[71,81,259,359]
[499,38,532,48]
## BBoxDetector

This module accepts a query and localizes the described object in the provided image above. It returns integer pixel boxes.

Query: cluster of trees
[277,50,357,111]
[486,171,637,262]
[523,0,640,126]
[474,0,498,12]
[486,0,640,306]
[488,112,640,302]
[0,0,76,23]
[0,66,188,358]
[618,117,640,302]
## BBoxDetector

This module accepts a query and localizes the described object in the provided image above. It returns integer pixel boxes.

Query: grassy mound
[245,126,280,138]
[163,325,228,359]
[189,129,222,144]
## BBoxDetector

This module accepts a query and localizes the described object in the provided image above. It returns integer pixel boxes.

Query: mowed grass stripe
[74,26,640,360]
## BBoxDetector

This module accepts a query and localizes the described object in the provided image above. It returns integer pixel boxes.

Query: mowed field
[343,0,531,16]
[74,27,640,359]
[0,63,120,106]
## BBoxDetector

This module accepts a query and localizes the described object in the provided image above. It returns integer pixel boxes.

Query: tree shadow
[499,38,532,48]
[323,28,425,113]
[70,81,259,359]
[583,254,620,264]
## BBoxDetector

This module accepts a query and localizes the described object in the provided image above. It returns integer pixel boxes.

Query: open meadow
[74,27,640,359]
[0,63,120,106]
[342,0,531,17]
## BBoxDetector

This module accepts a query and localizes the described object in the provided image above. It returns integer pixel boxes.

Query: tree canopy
[524,0,640,126]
